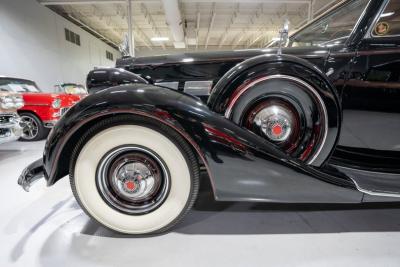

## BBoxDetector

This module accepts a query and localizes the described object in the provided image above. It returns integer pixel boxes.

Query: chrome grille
[0,128,11,138]
[0,114,18,127]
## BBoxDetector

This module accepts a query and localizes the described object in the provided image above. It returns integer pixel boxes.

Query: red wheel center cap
[125,181,136,191]
[272,124,283,136]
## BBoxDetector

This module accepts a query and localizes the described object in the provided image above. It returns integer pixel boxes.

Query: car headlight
[52,98,61,109]
[0,96,16,109]
[13,95,24,109]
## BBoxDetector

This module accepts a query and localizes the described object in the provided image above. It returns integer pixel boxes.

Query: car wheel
[226,75,328,165]
[19,112,49,141]
[69,116,200,235]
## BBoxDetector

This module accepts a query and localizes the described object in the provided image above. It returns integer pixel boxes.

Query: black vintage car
[19,0,400,235]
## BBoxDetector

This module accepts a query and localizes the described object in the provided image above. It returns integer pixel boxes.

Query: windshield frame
[287,0,371,48]
[0,78,42,93]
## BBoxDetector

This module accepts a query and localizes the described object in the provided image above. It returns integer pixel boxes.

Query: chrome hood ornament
[278,19,290,55]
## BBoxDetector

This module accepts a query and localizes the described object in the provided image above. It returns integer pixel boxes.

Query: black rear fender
[208,54,341,167]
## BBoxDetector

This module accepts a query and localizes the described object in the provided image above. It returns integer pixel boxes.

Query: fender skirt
[43,84,362,203]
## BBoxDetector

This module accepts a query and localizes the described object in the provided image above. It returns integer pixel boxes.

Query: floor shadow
[0,150,24,161]
[77,176,400,237]
[36,192,400,267]
[9,197,72,262]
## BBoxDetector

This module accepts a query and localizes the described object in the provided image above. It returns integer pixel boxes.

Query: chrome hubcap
[96,146,170,214]
[254,105,293,142]
[243,97,302,154]
[20,116,39,140]
[112,159,159,201]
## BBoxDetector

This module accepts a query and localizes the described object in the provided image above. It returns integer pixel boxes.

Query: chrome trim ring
[96,145,170,215]
[225,74,328,165]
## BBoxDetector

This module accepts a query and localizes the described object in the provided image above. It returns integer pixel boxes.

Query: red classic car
[0,77,84,141]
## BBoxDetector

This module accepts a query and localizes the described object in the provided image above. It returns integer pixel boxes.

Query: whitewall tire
[69,116,199,235]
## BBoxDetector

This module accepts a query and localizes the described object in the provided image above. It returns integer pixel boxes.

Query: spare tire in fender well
[207,54,341,166]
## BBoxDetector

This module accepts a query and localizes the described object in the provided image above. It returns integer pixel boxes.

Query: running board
[333,165,400,198]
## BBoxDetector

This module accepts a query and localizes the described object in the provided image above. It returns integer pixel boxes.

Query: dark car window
[0,78,41,93]
[372,0,400,37]
[289,0,370,47]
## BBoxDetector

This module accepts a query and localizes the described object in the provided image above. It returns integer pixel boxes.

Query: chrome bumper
[0,114,22,144]
[18,159,45,192]
[0,132,20,144]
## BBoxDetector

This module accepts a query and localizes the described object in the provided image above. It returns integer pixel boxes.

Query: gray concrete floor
[1,141,400,267]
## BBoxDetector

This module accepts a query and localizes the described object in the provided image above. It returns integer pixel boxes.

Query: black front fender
[43,84,361,202]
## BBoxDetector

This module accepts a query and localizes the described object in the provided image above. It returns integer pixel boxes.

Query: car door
[338,0,400,167]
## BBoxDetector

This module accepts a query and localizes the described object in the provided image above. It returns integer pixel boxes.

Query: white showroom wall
[0,0,121,92]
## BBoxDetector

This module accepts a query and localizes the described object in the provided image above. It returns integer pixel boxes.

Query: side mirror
[86,68,149,94]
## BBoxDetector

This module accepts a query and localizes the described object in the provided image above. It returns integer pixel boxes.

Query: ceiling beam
[195,11,200,50]
[204,8,216,49]
[140,3,166,50]
[247,33,265,48]
[39,0,157,5]
[67,5,122,42]
[161,0,186,48]
[218,3,239,48]
[67,14,119,48]
[181,0,310,3]
[65,4,123,49]
[39,0,310,4]
[127,0,135,56]
[307,0,314,21]
[114,4,153,50]
[295,0,337,29]
[88,5,124,41]
[238,4,264,48]
[314,0,338,17]
[232,31,246,49]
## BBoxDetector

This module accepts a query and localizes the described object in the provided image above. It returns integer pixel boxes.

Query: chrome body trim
[356,183,400,198]
[183,80,213,96]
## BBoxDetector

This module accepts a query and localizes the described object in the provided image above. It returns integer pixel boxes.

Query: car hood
[22,92,83,107]
[116,47,330,68]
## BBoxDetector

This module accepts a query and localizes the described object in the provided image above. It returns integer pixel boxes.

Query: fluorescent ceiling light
[182,58,194,62]
[187,38,197,45]
[151,37,169,42]
[380,12,395,17]
[174,42,186,48]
